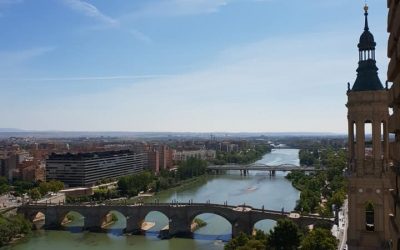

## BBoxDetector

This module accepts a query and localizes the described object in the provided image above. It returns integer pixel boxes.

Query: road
[332,198,348,250]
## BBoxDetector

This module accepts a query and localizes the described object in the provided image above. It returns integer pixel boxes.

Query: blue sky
[0,0,389,133]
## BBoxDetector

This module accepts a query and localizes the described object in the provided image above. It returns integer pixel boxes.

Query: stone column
[383,120,389,166]
[125,215,142,234]
[84,213,103,232]
[373,120,382,175]
[42,208,61,230]
[232,216,252,238]
[169,209,191,238]
[348,120,355,166]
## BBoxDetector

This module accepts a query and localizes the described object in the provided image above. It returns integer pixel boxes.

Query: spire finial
[363,4,369,31]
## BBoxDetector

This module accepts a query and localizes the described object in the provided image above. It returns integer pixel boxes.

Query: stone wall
[388,0,400,248]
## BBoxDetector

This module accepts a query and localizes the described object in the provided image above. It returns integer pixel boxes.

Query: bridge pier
[169,212,192,238]
[125,216,142,234]
[232,216,253,238]
[44,210,61,230]
[240,169,249,176]
[84,214,104,232]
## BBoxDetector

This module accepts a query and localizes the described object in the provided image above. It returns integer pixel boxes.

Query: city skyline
[0,0,388,133]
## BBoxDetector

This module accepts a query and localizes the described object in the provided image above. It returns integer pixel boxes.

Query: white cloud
[129,29,153,44]
[63,0,118,27]
[8,31,370,133]
[0,46,55,66]
[132,0,229,17]
[62,1,154,44]
[4,74,173,82]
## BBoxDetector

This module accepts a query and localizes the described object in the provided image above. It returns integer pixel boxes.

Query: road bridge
[207,164,322,176]
[18,202,333,238]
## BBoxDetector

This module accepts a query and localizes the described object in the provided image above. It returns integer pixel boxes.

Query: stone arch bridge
[18,203,333,238]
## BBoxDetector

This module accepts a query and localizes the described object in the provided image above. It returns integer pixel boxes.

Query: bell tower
[346,5,393,249]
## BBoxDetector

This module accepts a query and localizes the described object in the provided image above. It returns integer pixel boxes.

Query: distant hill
[0,129,345,139]
[0,128,27,132]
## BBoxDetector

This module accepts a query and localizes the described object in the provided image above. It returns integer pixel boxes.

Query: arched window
[365,121,373,158]
[365,202,375,231]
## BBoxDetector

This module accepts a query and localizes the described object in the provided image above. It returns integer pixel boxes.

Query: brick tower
[346,5,393,250]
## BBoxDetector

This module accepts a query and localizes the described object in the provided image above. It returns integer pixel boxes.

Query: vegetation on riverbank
[225,219,337,250]
[213,144,271,165]
[0,178,64,199]
[111,213,118,222]
[28,180,64,200]
[0,214,32,247]
[286,148,347,215]
[118,157,207,197]
[192,218,207,231]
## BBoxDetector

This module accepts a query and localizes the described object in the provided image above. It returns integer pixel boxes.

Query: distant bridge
[207,164,322,175]
[18,203,333,238]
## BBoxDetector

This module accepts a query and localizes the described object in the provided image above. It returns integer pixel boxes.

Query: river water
[5,149,300,250]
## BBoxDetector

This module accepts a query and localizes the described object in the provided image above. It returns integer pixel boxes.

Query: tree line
[0,214,32,247]
[0,177,64,200]
[213,144,271,165]
[225,219,337,250]
[287,148,347,215]
[118,157,208,197]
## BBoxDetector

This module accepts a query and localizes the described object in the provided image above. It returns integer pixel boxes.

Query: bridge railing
[21,202,333,220]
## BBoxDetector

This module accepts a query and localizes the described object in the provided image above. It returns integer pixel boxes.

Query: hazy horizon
[0,127,344,134]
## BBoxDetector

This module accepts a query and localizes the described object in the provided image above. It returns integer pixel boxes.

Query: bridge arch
[101,210,127,235]
[190,212,233,240]
[141,210,170,234]
[28,211,46,229]
[60,210,85,232]
[188,208,236,227]
[252,219,277,233]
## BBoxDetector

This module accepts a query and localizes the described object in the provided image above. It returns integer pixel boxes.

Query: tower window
[365,122,373,158]
[365,202,375,231]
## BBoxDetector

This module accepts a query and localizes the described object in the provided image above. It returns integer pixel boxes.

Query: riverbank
[8,149,300,250]
[213,145,271,165]
[0,214,32,248]
[191,218,207,231]
[113,175,207,205]
[286,148,347,216]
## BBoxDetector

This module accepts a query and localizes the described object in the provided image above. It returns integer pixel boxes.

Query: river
[4,148,300,250]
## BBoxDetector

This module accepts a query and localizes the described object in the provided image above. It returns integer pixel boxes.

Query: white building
[173,149,216,162]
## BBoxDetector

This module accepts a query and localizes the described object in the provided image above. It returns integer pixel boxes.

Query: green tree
[0,177,9,195]
[237,240,265,250]
[0,214,32,247]
[300,228,338,250]
[38,180,64,195]
[12,181,35,196]
[28,188,41,200]
[118,171,154,197]
[224,232,250,250]
[177,157,207,180]
[267,219,302,250]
